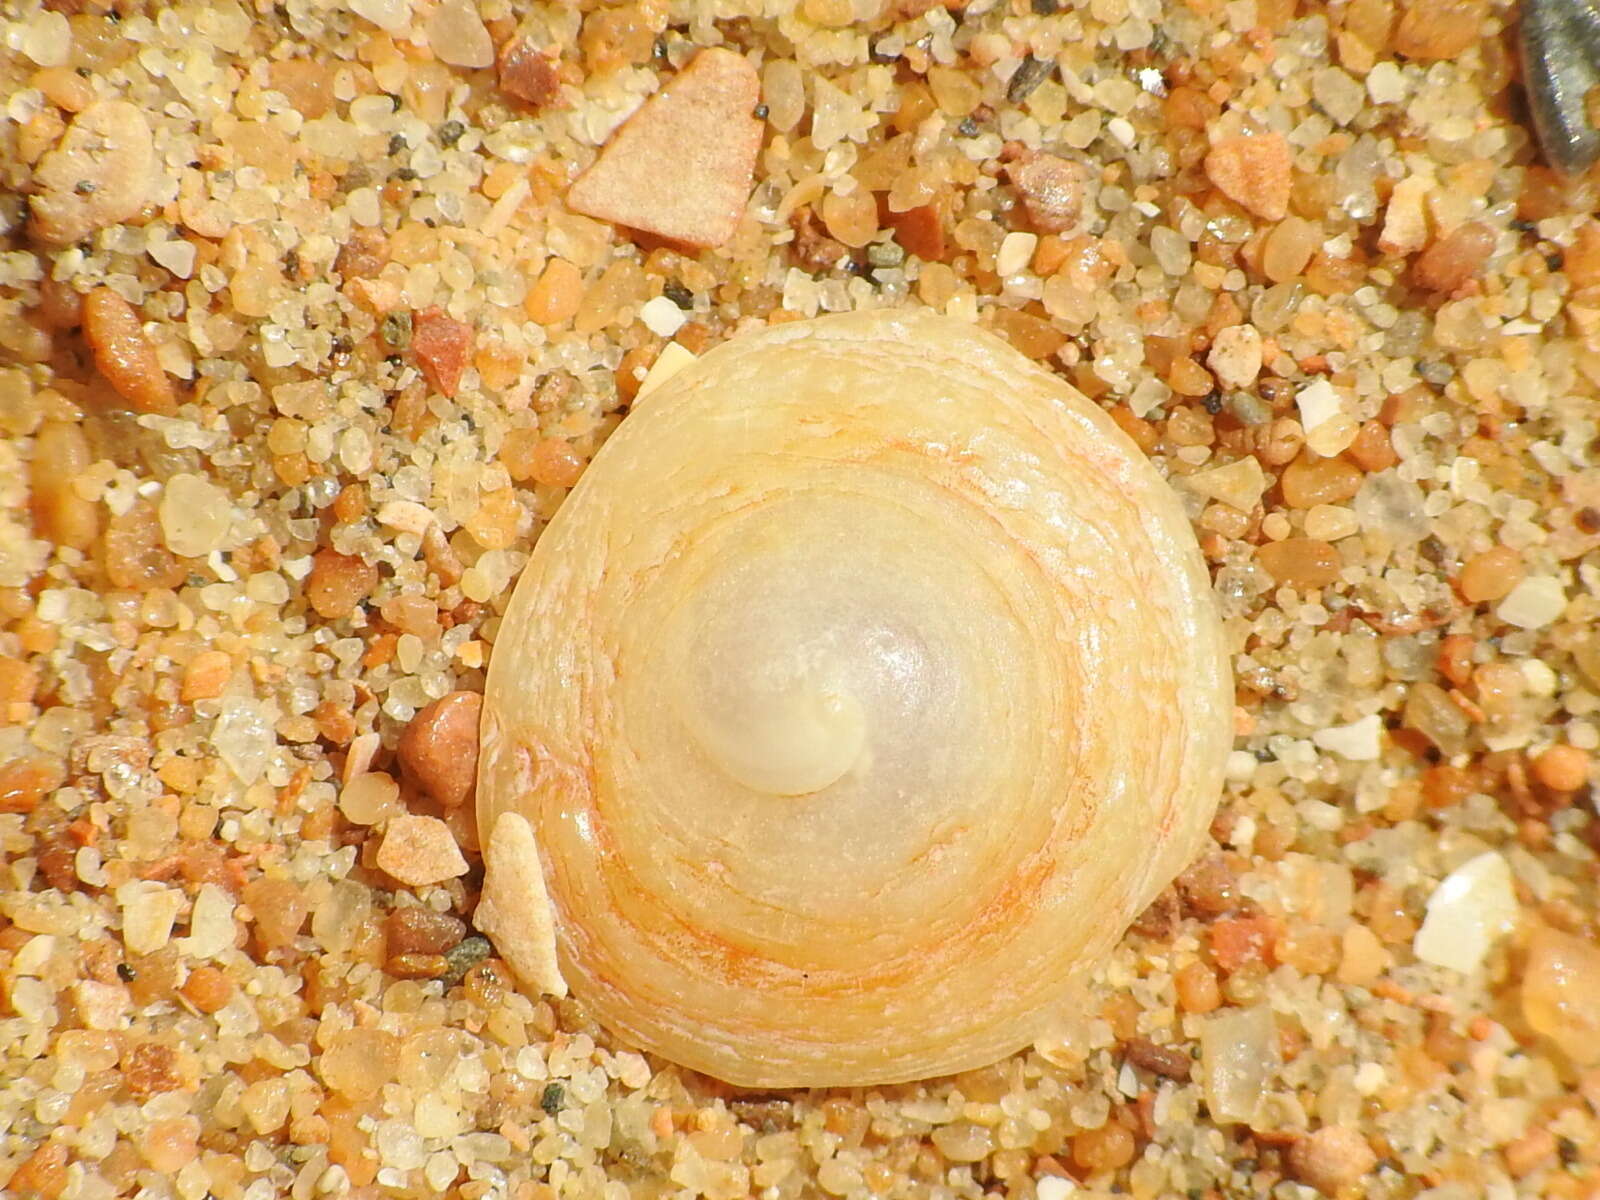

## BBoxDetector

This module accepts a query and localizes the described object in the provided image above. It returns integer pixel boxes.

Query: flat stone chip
[566,47,761,250]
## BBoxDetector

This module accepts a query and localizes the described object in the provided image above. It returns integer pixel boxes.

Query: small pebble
[1206,324,1262,390]
[1531,743,1589,791]
[1288,1127,1377,1196]
[1008,153,1084,234]
[31,102,156,244]
[1204,133,1291,221]
[376,815,469,887]
[427,0,493,68]
[442,935,493,987]
[1522,927,1600,1064]
[349,0,410,32]
[640,295,688,337]
[82,288,176,416]
[398,690,482,808]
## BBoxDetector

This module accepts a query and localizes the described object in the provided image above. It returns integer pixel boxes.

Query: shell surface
[1522,0,1600,175]
[478,310,1231,1087]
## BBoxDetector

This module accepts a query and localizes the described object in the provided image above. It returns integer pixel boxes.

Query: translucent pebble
[1312,713,1381,761]
[424,1152,458,1191]
[179,884,237,959]
[1199,1005,1277,1124]
[762,59,805,133]
[1149,226,1192,276]
[159,473,231,557]
[240,1078,290,1134]
[212,698,274,784]
[1313,66,1365,126]
[150,239,197,279]
[810,76,858,150]
[348,0,410,33]
[375,1120,428,1170]
[312,879,373,953]
[427,0,493,68]
[321,1028,401,1099]
[1353,470,1429,547]
[116,881,183,955]
[1523,928,1600,1064]
[19,11,71,66]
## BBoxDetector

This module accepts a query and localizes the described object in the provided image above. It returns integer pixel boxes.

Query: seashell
[477,310,1232,1087]
[1521,0,1600,175]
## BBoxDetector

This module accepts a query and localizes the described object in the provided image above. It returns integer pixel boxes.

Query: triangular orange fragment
[566,47,761,250]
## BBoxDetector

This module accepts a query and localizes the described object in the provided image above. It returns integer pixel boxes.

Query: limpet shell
[478,310,1231,1087]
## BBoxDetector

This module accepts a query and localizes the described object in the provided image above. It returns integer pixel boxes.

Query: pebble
[31,101,156,245]
[1459,545,1525,603]
[637,342,697,398]
[241,1077,291,1135]
[397,690,482,808]
[306,549,378,620]
[640,295,688,337]
[1184,456,1266,512]
[1203,133,1291,221]
[348,0,410,33]
[930,1121,993,1163]
[159,474,232,558]
[1413,222,1496,293]
[996,231,1039,277]
[1413,852,1518,974]
[1303,504,1359,541]
[1007,153,1085,234]
[441,935,493,987]
[1377,175,1430,257]
[178,883,236,959]
[116,881,183,956]
[1311,67,1365,127]
[1288,1127,1377,1196]
[1206,324,1262,390]
[17,10,71,66]
[1255,538,1341,590]
[320,1027,401,1099]
[339,770,404,825]
[1198,1005,1275,1124]
[386,906,467,956]
[150,239,197,280]
[1531,743,1589,791]
[427,0,494,69]
[1303,416,1357,464]
[1312,714,1382,760]
[1281,456,1362,510]
[1495,575,1567,629]
[475,812,567,997]
[376,814,469,887]
[498,39,561,108]
[1394,0,1489,60]
[1294,379,1342,436]
[242,877,308,950]
[1262,217,1318,282]
[1522,927,1600,1064]
[82,288,177,416]
[410,308,473,399]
